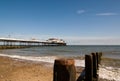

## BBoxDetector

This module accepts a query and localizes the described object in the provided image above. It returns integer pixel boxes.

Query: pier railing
[53,52,102,81]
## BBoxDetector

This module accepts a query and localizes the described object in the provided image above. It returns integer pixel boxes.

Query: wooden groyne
[53,52,102,81]
[0,38,66,49]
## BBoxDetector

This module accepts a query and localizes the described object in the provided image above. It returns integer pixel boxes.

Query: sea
[0,45,120,81]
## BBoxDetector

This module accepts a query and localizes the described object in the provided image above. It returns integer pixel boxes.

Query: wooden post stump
[96,52,99,70]
[53,59,76,81]
[91,53,98,79]
[85,55,93,81]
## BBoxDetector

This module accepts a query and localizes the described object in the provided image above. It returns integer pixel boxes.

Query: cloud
[96,12,118,16]
[77,10,85,14]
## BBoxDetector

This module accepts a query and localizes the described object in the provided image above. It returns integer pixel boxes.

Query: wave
[0,53,57,64]
[99,66,120,81]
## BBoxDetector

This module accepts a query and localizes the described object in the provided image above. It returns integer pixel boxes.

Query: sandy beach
[0,56,85,81]
[0,56,87,81]
[0,55,119,81]
[0,56,53,81]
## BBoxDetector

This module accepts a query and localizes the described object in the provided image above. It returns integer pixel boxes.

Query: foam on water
[99,66,120,81]
[0,53,85,67]
[75,60,85,67]
[0,53,57,63]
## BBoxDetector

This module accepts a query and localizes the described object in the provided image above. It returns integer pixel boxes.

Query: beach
[0,56,85,81]
[0,46,120,81]
[0,56,53,81]
[0,55,120,81]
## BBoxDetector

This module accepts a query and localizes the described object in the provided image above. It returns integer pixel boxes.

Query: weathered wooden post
[53,59,76,81]
[91,53,98,80]
[85,55,93,81]
[96,52,99,70]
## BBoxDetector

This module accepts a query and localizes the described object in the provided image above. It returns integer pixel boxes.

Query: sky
[0,0,120,45]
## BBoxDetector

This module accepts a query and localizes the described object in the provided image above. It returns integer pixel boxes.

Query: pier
[0,38,66,49]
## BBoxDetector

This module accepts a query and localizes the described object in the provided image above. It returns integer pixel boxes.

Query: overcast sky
[0,0,120,45]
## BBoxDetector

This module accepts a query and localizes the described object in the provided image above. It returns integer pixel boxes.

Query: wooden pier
[0,38,66,49]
